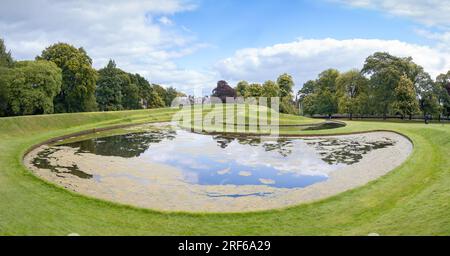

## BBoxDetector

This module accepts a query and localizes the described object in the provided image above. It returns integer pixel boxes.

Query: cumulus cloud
[332,0,450,76]
[0,0,215,93]
[333,0,450,27]
[159,16,174,26]
[216,38,450,89]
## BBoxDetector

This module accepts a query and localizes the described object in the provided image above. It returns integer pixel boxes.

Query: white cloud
[332,0,450,75]
[0,0,215,94]
[333,0,450,27]
[216,38,450,89]
[415,29,450,50]
[159,16,174,26]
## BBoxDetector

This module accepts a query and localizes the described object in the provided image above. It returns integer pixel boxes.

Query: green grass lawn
[0,106,449,235]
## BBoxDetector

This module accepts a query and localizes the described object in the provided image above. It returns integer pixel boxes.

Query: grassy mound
[0,106,449,235]
[176,104,323,133]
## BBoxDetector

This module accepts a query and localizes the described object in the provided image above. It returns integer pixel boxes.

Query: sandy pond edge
[22,121,415,214]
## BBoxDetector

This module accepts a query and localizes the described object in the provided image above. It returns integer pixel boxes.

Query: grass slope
[0,107,449,235]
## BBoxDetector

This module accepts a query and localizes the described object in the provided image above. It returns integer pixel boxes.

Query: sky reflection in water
[49,128,395,189]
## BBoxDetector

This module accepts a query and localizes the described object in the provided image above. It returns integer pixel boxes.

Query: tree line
[0,39,184,117]
[2,37,450,120]
[297,52,450,120]
[211,74,298,114]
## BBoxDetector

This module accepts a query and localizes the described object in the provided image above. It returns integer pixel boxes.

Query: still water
[32,125,395,190]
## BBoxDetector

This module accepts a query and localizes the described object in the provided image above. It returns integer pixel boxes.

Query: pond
[25,123,413,212]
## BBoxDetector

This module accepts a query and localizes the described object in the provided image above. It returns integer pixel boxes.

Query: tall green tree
[235,81,249,97]
[280,97,298,115]
[297,70,339,117]
[297,80,315,100]
[147,90,165,108]
[0,38,13,68]
[392,75,419,119]
[0,39,13,115]
[245,83,263,98]
[164,87,180,107]
[301,93,317,116]
[435,71,450,119]
[336,69,369,119]
[37,43,97,113]
[96,60,123,111]
[262,80,279,98]
[444,83,450,118]
[315,89,337,118]
[297,80,316,114]
[118,71,140,110]
[0,66,13,116]
[129,74,183,109]
[361,52,419,119]
[261,80,279,108]
[420,92,441,119]
[1,60,62,116]
[152,84,168,107]
[130,73,152,108]
[411,66,441,119]
[316,69,340,93]
[315,69,339,117]
[277,73,294,98]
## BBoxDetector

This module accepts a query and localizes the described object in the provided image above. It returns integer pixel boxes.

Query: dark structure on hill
[212,80,237,103]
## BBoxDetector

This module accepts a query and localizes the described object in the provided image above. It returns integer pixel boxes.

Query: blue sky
[1,0,450,94]
[170,0,435,70]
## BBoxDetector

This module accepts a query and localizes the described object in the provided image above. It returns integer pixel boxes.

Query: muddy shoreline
[24,124,413,213]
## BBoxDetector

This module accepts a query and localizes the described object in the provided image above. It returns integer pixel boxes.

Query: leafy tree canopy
[212,80,236,103]
[316,69,340,93]
[392,75,420,118]
[96,60,123,111]
[245,83,263,98]
[0,38,13,68]
[262,80,279,98]
[235,81,249,97]
[0,60,62,116]
[37,42,97,113]
[277,73,294,98]
[336,69,369,118]
[361,52,428,117]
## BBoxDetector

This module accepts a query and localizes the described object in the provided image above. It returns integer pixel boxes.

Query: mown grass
[0,105,449,235]
[178,104,322,133]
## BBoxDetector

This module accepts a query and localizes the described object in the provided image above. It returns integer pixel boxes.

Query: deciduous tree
[147,90,165,108]
[164,87,180,107]
[235,81,249,97]
[435,71,450,119]
[392,75,419,119]
[362,52,420,119]
[96,60,123,111]
[277,73,294,99]
[0,38,13,68]
[262,80,279,98]
[245,83,263,98]
[119,71,140,110]
[1,60,62,115]
[37,43,97,113]
[336,69,369,119]
[212,80,236,102]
